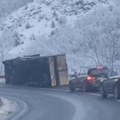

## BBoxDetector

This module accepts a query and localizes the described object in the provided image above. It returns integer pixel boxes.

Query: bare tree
[87,24,120,68]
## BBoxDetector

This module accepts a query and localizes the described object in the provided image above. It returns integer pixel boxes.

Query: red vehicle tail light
[86,76,96,81]
[118,78,120,82]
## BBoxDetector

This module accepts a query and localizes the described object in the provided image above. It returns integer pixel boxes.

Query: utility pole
[0,13,4,74]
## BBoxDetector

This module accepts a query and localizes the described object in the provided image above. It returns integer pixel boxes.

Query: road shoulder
[0,97,17,120]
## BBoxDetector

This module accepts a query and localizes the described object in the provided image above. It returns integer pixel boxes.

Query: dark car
[100,69,120,99]
[69,66,109,92]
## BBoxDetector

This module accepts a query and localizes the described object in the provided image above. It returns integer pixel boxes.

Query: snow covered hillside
[0,0,33,15]
[0,0,120,73]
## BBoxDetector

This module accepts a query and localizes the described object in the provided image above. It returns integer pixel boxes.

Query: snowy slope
[0,0,33,15]
[0,0,119,73]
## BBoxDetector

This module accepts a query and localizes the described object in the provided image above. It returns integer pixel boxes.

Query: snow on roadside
[0,98,17,120]
[0,79,5,83]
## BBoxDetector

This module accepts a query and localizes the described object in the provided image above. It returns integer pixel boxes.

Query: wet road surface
[0,85,120,120]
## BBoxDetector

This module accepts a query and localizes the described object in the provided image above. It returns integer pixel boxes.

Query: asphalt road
[0,85,120,120]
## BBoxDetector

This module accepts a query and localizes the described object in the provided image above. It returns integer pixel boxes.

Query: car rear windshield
[88,68,109,77]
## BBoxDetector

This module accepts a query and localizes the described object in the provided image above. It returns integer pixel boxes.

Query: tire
[113,85,120,99]
[82,82,88,92]
[100,85,107,98]
[69,86,75,92]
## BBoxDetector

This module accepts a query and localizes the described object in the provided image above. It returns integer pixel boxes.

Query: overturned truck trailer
[3,54,68,87]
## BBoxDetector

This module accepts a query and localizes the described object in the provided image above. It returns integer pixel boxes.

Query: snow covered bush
[58,16,67,24]
[37,14,44,22]
[30,34,36,41]
[25,22,32,29]
[13,31,21,46]
[51,21,55,28]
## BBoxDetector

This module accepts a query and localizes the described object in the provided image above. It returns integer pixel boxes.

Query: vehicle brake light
[86,76,96,81]
[118,78,120,82]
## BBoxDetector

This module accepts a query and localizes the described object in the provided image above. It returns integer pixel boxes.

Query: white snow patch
[0,98,17,120]
[66,15,78,28]
[6,38,32,60]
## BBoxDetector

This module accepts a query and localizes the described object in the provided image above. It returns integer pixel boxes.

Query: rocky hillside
[0,0,120,73]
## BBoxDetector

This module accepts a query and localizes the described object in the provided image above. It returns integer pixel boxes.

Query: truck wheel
[69,87,75,92]
[100,85,107,98]
[82,82,88,92]
[113,85,120,99]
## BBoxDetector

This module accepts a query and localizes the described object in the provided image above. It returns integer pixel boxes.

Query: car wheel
[113,85,120,99]
[100,85,107,98]
[82,82,88,92]
[69,86,75,92]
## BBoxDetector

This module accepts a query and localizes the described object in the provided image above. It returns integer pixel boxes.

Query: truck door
[54,57,60,86]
